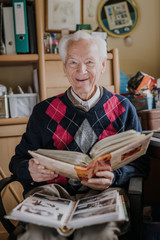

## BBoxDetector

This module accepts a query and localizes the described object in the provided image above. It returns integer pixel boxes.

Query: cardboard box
[138,109,160,130]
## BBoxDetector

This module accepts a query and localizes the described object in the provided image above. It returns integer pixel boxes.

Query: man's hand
[28,158,58,182]
[81,165,114,191]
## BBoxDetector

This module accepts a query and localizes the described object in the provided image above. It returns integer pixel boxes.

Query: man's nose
[77,63,87,74]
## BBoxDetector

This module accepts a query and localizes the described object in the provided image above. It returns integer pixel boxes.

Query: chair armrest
[128,177,144,240]
[0,175,17,234]
[128,177,143,195]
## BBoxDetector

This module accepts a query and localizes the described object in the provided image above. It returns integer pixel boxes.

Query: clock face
[98,0,139,37]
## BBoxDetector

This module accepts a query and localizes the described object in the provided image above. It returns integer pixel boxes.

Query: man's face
[63,39,106,100]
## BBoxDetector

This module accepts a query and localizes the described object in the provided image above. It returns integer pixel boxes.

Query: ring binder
[12,0,29,53]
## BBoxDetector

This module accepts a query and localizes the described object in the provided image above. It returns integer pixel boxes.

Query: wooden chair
[44,48,120,98]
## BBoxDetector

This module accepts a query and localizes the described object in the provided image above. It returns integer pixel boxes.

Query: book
[28,130,153,181]
[27,2,37,54]
[6,189,128,236]
[3,6,16,55]
[12,0,29,53]
[0,2,6,55]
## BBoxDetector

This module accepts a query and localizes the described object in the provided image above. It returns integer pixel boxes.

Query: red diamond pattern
[103,96,125,122]
[46,98,66,123]
[53,124,73,150]
[99,123,117,140]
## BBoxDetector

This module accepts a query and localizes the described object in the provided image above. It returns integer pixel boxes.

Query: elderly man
[10,31,148,240]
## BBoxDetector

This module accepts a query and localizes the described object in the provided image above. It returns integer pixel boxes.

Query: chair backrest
[45,48,120,98]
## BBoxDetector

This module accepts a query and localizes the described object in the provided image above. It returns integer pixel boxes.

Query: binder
[3,7,16,55]
[27,3,37,54]
[12,0,29,53]
[0,2,6,55]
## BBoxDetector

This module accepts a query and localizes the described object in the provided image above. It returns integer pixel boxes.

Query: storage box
[8,93,37,118]
[138,109,160,130]
[130,97,153,111]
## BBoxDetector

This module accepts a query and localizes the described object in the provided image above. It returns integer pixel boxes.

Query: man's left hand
[81,168,114,190]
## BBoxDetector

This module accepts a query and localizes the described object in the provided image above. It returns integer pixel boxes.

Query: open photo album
[6,189,128,236]
[28,130,152,180]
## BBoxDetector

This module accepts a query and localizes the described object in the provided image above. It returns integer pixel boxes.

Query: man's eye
[69,61,77,65]
[86,61,94,65]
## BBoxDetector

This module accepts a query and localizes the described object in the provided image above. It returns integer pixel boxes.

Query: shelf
[0,117,29,126]
[0,54,39,65]
[45,54,61,61]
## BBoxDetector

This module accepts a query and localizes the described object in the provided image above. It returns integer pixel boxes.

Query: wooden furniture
[138,109,160,205]
[144,145,160,205]
[138,109,160,130]
[44,49,120,98]
[0,120,27,239]
[0,0,120,239]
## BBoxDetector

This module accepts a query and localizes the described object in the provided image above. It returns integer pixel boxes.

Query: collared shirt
[70,86,101,111]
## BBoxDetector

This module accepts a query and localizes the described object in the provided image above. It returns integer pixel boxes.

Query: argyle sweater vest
[44,88,132,154]
[10,87,142,195]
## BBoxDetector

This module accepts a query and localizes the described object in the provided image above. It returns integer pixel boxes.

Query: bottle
[0,85,9,118]
[51,33,59,54]
[156,78,160,108]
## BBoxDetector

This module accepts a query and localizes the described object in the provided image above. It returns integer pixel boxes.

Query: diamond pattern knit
[45,88,127,154]
[9,87,144,196]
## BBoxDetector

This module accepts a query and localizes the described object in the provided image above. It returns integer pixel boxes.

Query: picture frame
[82,0,100,31]
[97,0,139,37]
[105,2,132,31]
[46,0,83,32]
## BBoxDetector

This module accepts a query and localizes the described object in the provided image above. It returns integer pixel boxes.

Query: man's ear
[101,58,107,74]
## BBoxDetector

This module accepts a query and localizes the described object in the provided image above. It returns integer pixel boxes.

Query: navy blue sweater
[9,88,149,195]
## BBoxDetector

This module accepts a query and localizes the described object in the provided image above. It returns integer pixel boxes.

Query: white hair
[59,30,107,63]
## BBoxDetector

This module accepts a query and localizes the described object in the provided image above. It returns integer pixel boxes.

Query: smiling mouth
[76,78,89,81]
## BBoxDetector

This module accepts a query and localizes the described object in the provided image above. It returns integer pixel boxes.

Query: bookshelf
[0,54,38,63]
[0,0,45,124]
[0,1,44,237]
[0,0,119,125]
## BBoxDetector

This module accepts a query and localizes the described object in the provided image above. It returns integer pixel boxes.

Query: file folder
[12,0,29,53]
[3,7,16,55]
[27,3,37,53]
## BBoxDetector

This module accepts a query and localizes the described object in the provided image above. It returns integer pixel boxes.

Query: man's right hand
[28,158,58,182]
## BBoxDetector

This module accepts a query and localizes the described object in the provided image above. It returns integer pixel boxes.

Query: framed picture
[46,0,82,32]
[98,0,139,37]
[105,2,132,30]
[82,0,100,31]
